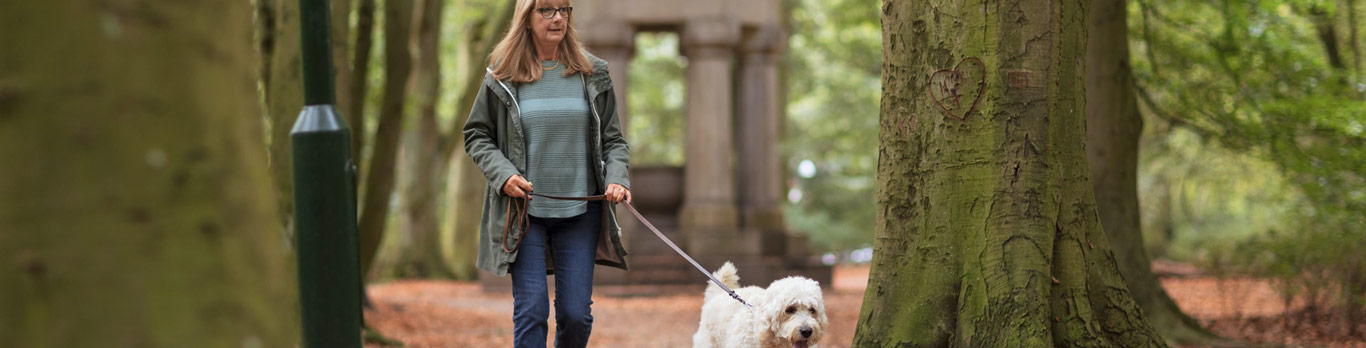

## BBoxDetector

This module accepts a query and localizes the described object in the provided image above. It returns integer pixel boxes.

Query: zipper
[487,68,523,118]
[487,67,525,170]
[582,75,606,176]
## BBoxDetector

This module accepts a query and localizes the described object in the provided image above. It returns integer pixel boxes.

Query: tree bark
[854,0,1167,346]
[395,0,456,279]
[358,0,414,278]
[1085,0,1225,345]
[447,0,516,280]
[1311,5,1347,70]
[1349,0,1362,87]
[348,0,378,157]
[260,0,305,230]
[0,1,297,346]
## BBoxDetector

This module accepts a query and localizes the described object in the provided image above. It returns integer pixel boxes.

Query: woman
[462,0,630,347]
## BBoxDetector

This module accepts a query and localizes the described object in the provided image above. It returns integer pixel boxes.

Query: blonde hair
[488,0,594,83]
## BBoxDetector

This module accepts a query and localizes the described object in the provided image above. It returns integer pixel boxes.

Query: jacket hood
[584,52,613,95]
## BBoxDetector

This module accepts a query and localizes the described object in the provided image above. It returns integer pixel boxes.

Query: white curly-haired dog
[692,262,828,348]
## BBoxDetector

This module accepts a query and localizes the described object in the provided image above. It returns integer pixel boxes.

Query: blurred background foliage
[781,0,881,252]
[1130,0,1366,316]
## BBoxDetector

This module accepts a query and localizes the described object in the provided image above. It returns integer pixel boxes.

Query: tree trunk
[358,0,414,278]
[348,0,378,157]
[1085,0,1224,345]
[1310,5,1347,70]
[395,0,457,279]
[0,1,297,346]
[1349,0,1363,89]
[332,0,353,138]
[447,0,516,281]
[1152,176,1174,257]
[854,0,1167,346]
[260,0,305,231]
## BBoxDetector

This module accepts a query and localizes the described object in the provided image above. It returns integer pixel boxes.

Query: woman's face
[529,0,570,50]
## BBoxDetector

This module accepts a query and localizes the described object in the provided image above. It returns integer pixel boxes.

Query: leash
[501,192,754,308]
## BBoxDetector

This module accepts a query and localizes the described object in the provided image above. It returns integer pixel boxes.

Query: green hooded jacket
[462,53,630,276]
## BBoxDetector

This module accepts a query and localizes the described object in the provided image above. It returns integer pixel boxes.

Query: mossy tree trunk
[259,0,304,230]
[1084,0,1224,345]
[358,0,414,278]
[854,0,1167,346]
[347,0,378,157]
[395,0,456,279]
[0,1,297,347]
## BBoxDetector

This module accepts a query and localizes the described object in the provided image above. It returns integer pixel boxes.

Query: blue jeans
[510,202,600,348]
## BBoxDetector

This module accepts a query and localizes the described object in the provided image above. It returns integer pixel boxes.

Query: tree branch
[1133,80,1221,139]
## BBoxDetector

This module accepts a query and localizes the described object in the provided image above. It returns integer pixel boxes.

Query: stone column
[680,19,740,252]
[737,26,786,235]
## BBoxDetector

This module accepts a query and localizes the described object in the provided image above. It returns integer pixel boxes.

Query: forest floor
[363,262,1365,348]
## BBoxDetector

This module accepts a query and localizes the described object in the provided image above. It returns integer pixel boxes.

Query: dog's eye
[785,306,796,314]
[809,308,817,315]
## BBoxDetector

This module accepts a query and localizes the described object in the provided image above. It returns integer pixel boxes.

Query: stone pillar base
[689,228,762,257]
[678,202,738,232]
[741,206,785,231]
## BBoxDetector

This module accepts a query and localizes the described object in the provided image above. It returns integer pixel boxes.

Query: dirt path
[363,265,1365,347]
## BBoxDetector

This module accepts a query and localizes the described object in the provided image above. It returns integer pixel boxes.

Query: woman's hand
[503,175,533,199]
[605,183,631,204]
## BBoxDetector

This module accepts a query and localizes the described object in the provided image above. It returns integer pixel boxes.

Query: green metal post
[299,0,336,105]
[291,0,362,347]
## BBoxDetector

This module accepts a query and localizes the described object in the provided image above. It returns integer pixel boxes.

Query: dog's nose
[799,327,813,338]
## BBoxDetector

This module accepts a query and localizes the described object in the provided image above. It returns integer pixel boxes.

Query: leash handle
[526,192,755,308]
[500,198,530,253]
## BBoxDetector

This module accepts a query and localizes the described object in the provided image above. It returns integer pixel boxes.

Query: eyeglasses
[535,6,572,19]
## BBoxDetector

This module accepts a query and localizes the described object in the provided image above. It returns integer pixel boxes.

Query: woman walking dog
[462,0,631,346]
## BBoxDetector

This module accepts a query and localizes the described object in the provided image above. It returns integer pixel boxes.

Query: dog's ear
[761,296,786,336]
[815,290,829,329]
[813,302,829,343]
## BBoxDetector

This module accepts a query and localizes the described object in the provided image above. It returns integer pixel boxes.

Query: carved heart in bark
[929,57,986,121]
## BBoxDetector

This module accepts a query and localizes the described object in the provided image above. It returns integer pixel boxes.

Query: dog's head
[760,276,828,348]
